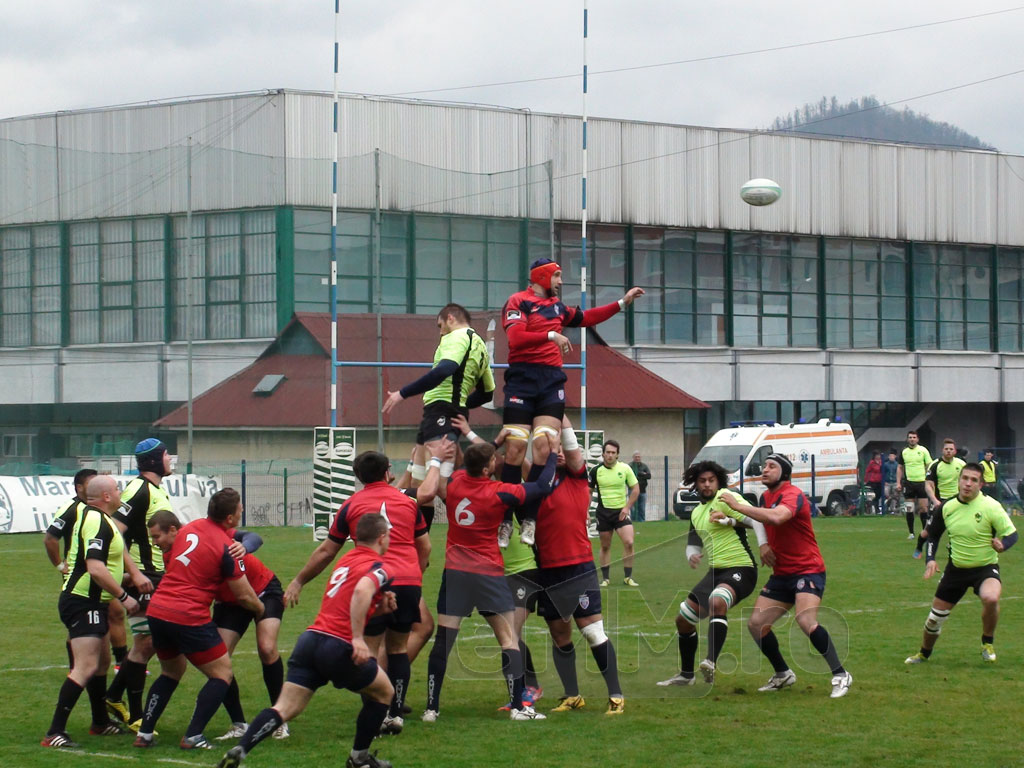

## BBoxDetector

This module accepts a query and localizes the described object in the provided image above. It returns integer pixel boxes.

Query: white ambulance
[680,419,860,517]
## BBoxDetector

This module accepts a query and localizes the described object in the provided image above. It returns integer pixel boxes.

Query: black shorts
[688,566,758,611]
[416,402,466,445]
[148,615,227,664]
[503,364,567,424]
[287,630,379,692]
[212,576,286,637]
[507,569,543,612]
[536,561,602,620]
[59,593,110,639]
[125,570,164,615]
[365,584,422,635]
[595,504,632,532]
[934,563,1001,605]
[760,571,827,605]
[903,481,928,500]
[436,569,514,618]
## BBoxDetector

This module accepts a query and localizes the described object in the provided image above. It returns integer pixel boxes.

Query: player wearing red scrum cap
[498,258,643,547]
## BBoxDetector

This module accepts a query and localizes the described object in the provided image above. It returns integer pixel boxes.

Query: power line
[387,7,1024,97]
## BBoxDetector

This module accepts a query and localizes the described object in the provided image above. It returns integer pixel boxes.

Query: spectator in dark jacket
[882,451,900,513]
[629,452,652,522]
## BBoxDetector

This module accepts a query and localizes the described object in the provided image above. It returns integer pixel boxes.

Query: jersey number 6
[454,498,475,526]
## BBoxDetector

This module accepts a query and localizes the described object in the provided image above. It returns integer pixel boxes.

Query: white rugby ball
[740,178,782,207]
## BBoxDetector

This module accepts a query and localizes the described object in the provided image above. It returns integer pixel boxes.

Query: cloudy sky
[4,0,1023,153]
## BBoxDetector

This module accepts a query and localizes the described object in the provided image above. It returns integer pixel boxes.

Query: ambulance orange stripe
[764,431,852,440]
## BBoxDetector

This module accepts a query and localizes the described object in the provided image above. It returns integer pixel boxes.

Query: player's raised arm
[719,491,793,526]
[560,415,586,474]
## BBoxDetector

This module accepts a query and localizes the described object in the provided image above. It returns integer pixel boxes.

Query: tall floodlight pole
[580,1,589,430]
[330,0,341,427]
[186,137,194,472]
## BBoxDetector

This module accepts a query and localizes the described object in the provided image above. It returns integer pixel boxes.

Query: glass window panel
[792,318,817,347]
[70,311,99,344]
[851,241,877,261]
[939,299,963,322]
[338,237,370,275]
[209,214,241,238]
[594,248,625,285]
[965,266,990,300]
[634,312,662,343]
[696,290,725,318]
[451,241,485,280]
[939,245,964,266]
[762,317,788,346]
[696,252,724,289]
[173,306,206,340]
[634,228,663,249]
[696,230,725,253]
[209,278,239,303]
[32,312,60,345]
[853,319,878,348]
[733,316,758,346]
[244,275,276,304]
[939,321,964,349]
[414,239,448,276]
[696,312,725,345]
[2,314,30,345]
[852,295,877,319]
[761,256,788,291]
[102,310,132,343]
[101,283,131,307]
[593,285,621,306]
[488,282,518,310]
[173,215,204,241]
[732,233,760,254]
[208,237,241,277]
[966,323,990,351]
[634,249,662,286]
[915,321,937,349]
[791,258,817,292]
[881,297,905,320]
[416,216,448,240]
[664,286,692,314]
[417,280,449,309]
[488,243,519,282]
[664,229,694,252]
[381,278,407,309]
[452,218,485,241]
[851,260,879,294]
[335,213,370,237]
[31,286,60,313]
[32,225,59,248]
[965,299,989,323]
[827,318,850,348]
[591,225,626,248]
[245,234,275,274]
[2,288,29,313]
[101,220,132,243]
[881,257,906,295]
[337,277,367,303]
[135,241,164,281]
[914,264,937,297]
[665,313,693,344]
[825,259,850,292]
[101,242,133,282]
[293,275,329,305]
[137,308,163,342]
[599,313,625,344]
[763,293,788,315]
[137,281,163,306]
[732,254,759,290]
[664,251,692,287]
[487,219,519,244]
[825,239,850,259]
[826,293,850,318]
[734,291,759,316]
[381,214,408,239]
[245,305,277,338]
[915,300,936,322]
[914,244,938,264]
[792,293,817,317]
[208,305,240,339]
[937,265,964,298]
[135,218,164,241]
[998,323,1020,351]
[71,284,97,311]
[380,237,408,276]
[34,247,61,284]
[998,299,1019,323]
[70,245,99,283]
[2,250,29,287]
[70,222,98,246]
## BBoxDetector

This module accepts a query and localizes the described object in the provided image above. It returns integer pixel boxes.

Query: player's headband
[764,453,792,479]
[529,259,561,291]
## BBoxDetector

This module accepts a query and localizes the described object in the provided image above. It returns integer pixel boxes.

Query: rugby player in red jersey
[422,434,558,722]
[133,489,264,749]
[217,514,398,768]
[283,450,432,735]
[498,259,643,547]
[533,416,625,715]
[716,454,854,699]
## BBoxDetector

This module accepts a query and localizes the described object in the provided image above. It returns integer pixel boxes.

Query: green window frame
[825,238,908,349]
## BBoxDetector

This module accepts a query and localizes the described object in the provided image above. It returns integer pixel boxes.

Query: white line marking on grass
[0,664,67,673]
[65,750,200,766]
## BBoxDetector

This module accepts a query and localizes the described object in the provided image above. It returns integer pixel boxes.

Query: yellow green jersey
[62,506,125,602]
[899,445,932,483]
[926,457,965,500]
[113,477,172,572]
[503,519,537,575]
[687,489,757,569]
[926,493,1016,568]
[981,459,998,483]
[589,462,638,510]
[423,327,495,408]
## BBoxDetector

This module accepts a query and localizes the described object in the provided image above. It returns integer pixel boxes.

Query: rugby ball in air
[740,178,781,207]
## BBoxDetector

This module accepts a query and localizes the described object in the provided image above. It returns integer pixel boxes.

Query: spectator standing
[629,452,652,522]
[882,452,900,512]
[981,449,1000,500]
[865,453,883,515]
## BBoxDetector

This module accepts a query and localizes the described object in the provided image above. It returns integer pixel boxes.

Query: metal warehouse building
[2,88,1024,470]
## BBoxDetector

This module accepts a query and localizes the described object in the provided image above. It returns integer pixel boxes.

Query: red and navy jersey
[215,552,274,602]
[536,467,593,568]
[308,546,389,642]
[329,482,427,587]
[760,482,826,575]
[503,290,621,367]
[148,517,245,626]
[444,470,527,575]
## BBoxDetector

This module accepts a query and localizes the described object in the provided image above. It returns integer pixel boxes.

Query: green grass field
[2,517,1022,768]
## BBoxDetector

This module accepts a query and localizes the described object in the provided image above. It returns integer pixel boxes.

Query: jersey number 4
[327,565,351,598]
[175,533,200,567]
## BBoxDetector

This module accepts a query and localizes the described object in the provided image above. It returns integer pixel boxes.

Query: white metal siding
[2,90,1023,247]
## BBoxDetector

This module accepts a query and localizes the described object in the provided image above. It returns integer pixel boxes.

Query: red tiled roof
[156,312,706,429]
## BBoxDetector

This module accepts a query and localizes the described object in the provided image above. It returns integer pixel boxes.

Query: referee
[589,440,640,587]
[897,430,932,544]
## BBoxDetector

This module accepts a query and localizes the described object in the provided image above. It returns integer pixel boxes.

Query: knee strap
[410,464,427,481]
[580,620,608,648]
[678,601,700,624]
[532,425,560,440]
[709,587,734,611]
[924,608,950,636]
[503,425,530,442]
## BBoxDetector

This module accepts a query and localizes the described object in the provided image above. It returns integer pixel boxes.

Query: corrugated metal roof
[156,311,706,429]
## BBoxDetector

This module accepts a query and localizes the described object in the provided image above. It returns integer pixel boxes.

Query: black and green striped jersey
[114,477,172,572]
[62,506,125,602]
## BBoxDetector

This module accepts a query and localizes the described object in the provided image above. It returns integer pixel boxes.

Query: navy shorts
[507,569,543,612]
[436,569,515,618]
[416,402,466,445]
[503,364,567,424]
[536,561,602,620]
[148,615,227,665]
[365,584,422,635]
[688,566,758,611]
[213,576,285,637]
[760,571,826,604]
[287,630,379,692]
[935,563,1001,605]
[59,593,110,639]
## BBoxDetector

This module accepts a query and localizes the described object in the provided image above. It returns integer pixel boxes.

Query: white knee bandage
[581,620,608,648]
[410,464,427,481]
[560,428,579,451]
[504,425,530,442]
[924,608,950,636]
[440,461,455,478]
[678,601,700,624]
[709,587,734,610]
[532,425,559,440]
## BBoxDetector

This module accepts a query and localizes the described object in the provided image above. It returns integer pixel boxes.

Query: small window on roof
[253,374,286,396]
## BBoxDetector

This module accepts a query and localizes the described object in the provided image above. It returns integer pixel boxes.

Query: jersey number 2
[175,533,200,567]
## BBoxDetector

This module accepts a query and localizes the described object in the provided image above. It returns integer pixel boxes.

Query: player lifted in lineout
[499,258,643,546]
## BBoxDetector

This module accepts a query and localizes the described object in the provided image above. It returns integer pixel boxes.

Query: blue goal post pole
[329,0,342,427]
[580,0,589,430]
